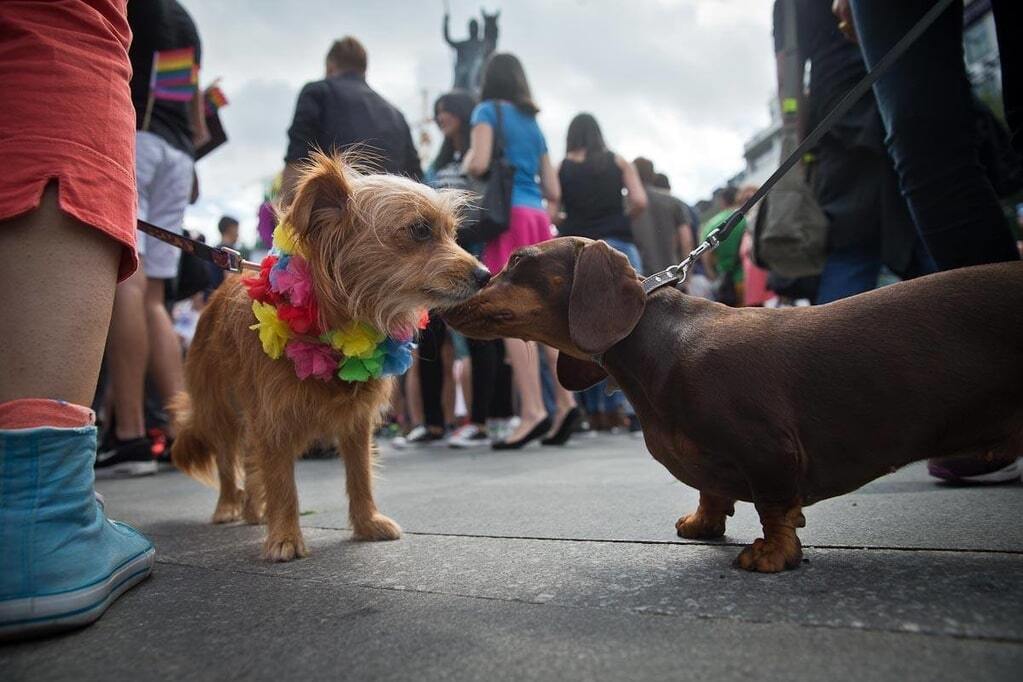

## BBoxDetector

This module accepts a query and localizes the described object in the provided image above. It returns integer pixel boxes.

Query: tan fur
[171,152,485,561]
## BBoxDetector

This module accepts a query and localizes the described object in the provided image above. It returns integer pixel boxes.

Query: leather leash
[136,218,262,274]
[641,0,957,296]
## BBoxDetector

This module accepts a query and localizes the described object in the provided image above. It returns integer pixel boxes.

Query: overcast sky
[181,0,776,246]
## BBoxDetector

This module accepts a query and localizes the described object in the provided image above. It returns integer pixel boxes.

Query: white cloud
[181,0,774,246]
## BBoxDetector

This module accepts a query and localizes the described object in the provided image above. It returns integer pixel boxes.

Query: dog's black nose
[473,266,492,289]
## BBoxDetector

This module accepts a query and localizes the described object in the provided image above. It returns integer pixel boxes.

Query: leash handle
[642,0,957,296]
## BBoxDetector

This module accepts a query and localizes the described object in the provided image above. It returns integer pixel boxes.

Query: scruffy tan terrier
[171,153,490,561]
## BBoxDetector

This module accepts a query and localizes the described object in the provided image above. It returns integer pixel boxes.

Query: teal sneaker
[0,426,155,640]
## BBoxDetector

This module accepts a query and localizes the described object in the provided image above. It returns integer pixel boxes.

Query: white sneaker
[447,424,491,449]
[392,425,446,450]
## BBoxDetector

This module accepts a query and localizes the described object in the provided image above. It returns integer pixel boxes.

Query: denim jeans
[848,0,1019,270]
[815,244,936,304]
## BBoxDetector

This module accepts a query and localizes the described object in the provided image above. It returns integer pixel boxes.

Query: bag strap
[492,100,506,162]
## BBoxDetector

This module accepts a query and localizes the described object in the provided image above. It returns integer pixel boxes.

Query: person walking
[700,186,747,306]
[838,0,1021,483]
[463,53,565,449]
[555,113,647,435]
[630,158,695,279]
[281,35,421,202]
[100,0,207,476]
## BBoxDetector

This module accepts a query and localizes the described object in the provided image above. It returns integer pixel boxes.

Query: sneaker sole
[94,460,159,479]
[0,546,155,641]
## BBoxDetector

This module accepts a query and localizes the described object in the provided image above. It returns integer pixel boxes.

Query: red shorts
[0,0,137,280]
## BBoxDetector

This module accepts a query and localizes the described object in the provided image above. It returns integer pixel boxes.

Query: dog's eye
[408,221,433,242]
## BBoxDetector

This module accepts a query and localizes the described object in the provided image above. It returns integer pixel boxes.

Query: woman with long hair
[463,53,576,449]
[555,112,647,433]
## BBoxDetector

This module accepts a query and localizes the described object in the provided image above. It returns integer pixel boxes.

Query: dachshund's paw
[675,511,726,539]
[211,500,243,524]
[735,537,802,573]
[353,514,402,541]
[263,533,309,562]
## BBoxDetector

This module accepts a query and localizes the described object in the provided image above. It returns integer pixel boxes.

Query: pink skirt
[482,206,553,273]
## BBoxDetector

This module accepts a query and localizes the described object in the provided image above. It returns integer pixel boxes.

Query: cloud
[181,0,774,246]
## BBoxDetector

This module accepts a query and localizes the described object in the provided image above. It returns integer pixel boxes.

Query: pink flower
[285,341,340,381]
[270,255,314,307]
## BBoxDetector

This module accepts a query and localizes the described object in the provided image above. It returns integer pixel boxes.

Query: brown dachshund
[444,237,1023,572]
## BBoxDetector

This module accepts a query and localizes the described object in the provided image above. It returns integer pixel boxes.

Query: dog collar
[242,222,425,383]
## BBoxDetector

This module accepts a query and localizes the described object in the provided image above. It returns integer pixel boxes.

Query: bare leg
[735,502,805,573]
[542,343,577,437]
[405,360,424,427]
[144,277,184,416]
[503,338,548,441]
[107,268,148,439]
[676,491,735,539]
[0,183,120,404]
[339,418,401,541]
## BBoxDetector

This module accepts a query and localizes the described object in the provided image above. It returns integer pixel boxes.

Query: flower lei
[242,222,426,383]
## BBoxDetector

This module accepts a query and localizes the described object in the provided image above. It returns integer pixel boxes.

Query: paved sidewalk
[3,435,1022,681]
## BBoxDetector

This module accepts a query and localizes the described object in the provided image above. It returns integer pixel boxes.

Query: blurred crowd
[93,0,1022,478]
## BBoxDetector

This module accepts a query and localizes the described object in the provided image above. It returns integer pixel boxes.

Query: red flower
[417,309,430,330]
[243,255,279,303]
[278,299,320,335]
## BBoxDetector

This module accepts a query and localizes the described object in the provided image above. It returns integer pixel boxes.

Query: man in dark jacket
[281,36,421,202]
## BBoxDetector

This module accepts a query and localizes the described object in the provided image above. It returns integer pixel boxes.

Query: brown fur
[172,153,488,561]
[445,237,1023,572]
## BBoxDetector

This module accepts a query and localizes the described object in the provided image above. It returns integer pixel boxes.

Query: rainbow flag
[204,84,229,116]
[151,47,197,102]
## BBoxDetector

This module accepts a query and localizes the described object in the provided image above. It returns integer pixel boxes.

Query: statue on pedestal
[443,8,500,93]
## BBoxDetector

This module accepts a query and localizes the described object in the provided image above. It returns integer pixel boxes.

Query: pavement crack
[299,525,1023,556]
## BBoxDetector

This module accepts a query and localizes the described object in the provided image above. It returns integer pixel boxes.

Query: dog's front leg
[735,501,805,573]
[256,436,308,562]
[339,421,401,541]
[676,491,734,539]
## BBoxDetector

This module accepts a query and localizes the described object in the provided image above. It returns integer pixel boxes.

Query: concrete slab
[3,562,1020,682]
[100,436,1023,552]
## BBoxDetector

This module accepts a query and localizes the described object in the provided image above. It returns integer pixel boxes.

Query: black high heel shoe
[492,417,552,450]
[541,408,581,446]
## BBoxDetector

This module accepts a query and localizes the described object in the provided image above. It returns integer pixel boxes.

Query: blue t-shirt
[470,100,547,209]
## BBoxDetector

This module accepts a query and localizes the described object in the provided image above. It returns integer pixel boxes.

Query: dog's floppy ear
[568,240,646,355]
[556,352,608,391]
[286,151,351,238]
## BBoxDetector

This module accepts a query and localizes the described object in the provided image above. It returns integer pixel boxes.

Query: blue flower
[268,254,291,291]
[380,337,416,377]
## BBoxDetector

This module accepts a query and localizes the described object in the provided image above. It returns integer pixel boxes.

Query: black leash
[136,219,261,274]
[642,0,957,295]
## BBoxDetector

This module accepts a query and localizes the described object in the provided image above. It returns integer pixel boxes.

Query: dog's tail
[168,391,218,488]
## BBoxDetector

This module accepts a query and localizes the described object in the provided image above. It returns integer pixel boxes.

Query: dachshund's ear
[556,352,608,391]
[285,151,351,239]
[568,240,646,355]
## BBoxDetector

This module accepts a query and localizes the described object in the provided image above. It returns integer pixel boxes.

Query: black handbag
[469,101,515,244]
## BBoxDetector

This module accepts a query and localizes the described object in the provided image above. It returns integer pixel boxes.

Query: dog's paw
[211,501,243,524]
[242,500,265,525]
[734,537,802,573]
[352,514,402,541]
[263,533,309,562]
[675,512,726,539]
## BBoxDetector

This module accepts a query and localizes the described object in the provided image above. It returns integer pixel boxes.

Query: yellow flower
[249,300,292,359]
[272,222,303,256]
[326,322,385,358]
